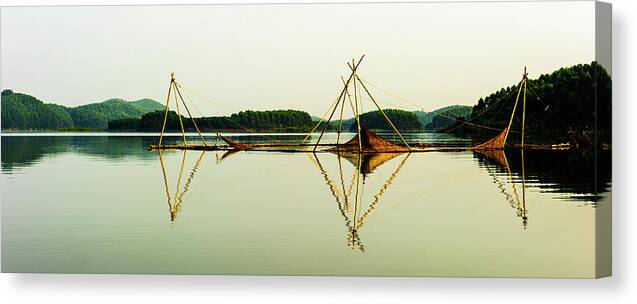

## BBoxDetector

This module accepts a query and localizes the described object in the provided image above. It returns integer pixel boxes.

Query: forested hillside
[68,98,164,129]
[444,62,611,146]
[414,105,471,128]
[1,90,74,130]
[1,90,164,130]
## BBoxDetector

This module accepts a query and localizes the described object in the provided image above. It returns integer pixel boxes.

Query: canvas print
[1,1,611,277]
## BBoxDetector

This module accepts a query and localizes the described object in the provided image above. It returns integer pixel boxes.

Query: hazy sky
[1,1,595,116]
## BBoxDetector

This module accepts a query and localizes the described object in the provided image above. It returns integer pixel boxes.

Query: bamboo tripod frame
[158,73,208,147]
[301,55,412,153]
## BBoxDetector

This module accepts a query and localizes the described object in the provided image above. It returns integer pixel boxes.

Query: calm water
[1,133,611,277]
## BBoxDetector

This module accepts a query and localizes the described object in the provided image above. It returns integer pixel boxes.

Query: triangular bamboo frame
[301,55,412,153]
[158,73,208,147]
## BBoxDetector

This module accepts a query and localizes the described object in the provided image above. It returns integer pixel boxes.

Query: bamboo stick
[351,65,363,153]
[158,75,174,146]
[502,79,525,145]
[521,67,528,148]
[313,55,365,151]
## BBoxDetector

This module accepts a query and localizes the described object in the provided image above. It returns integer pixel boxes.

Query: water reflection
[0,135,611,275]
[156,149,237,222]
[154,147,414,250]
[1,135,169,172]
[474,149,528,228]
[473,149,611,202]
[310,151,411,251]
[2,135,610,218]
[158,150,206,222]
[145,144,609,250]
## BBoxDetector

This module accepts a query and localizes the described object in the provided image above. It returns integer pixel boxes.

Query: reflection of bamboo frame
[356,154,410,231]
[475,149,528,228]
[309,151,410,251]
[158,150,206,222]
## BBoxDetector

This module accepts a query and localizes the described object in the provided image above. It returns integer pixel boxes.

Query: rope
[175,82,284,143]
[299,92,341,144]
[355,75,411,149]
[173,82,208,146]
[358,94,407,110]
[174,88,228,145]
[359,77,515,133]
[433,80,524,134]
[177,83,236,114]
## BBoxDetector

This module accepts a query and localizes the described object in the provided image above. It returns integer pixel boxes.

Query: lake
[1,133,611,277]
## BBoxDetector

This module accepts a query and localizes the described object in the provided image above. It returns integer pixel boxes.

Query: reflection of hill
[1,136,183,172]
[474,149,611,202]
[1,136,71,172]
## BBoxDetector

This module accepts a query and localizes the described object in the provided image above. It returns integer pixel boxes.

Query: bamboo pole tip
[171,72,176,80]
[523,67,528,79]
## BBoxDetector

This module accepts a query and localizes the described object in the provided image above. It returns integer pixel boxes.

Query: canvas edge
[594,0,612,279]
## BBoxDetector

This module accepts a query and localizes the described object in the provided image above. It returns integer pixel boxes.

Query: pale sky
[1,1,596,117]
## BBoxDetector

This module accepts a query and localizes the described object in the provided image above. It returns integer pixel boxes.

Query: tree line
[108,109,316,132]
[109,108,424,133]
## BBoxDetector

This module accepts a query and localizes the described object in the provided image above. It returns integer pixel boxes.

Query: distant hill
[414,105,472,131]
[308,106,470,132]
[1,91,74,130]
[68,98,164,129]
[129,98,166,113]
[422,105,472,131]
[349,109,421,131]
[1,90,164,130]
